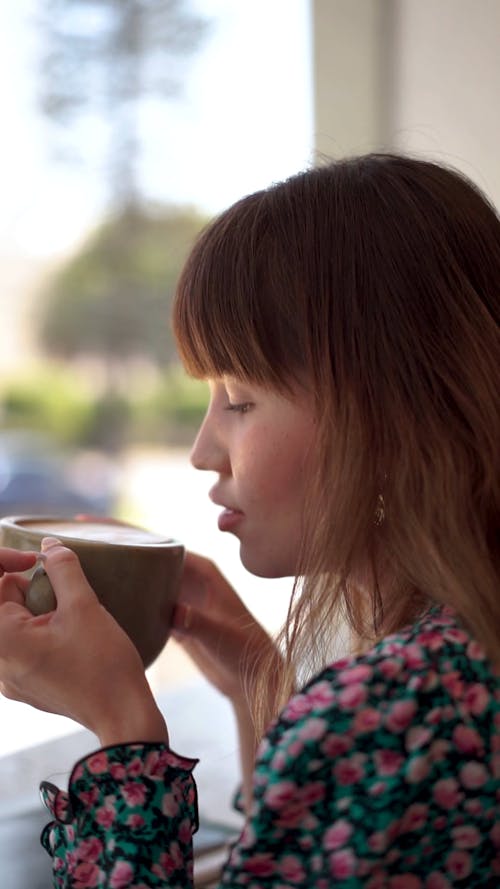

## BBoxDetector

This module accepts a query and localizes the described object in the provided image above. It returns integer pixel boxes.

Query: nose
[190,407,230,474]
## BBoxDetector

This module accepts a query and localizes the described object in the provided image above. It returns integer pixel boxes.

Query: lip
[217,507,244,533]
[209,486,244,532]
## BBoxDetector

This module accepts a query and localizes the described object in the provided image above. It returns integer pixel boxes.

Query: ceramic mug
[0,515,185,668]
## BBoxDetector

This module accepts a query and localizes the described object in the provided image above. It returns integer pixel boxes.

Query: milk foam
[24,520,170,545]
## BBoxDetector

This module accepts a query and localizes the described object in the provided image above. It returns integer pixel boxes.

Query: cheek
[247,438,310,509]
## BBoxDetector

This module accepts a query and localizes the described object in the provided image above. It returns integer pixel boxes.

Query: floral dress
[41,607,500,887]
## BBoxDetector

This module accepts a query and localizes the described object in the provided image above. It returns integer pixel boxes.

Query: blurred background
[0,0,499,882]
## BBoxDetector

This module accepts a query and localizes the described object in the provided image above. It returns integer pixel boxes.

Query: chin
[239,544,295,579]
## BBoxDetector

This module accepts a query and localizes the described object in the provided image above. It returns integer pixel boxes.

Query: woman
[1,153,499,886]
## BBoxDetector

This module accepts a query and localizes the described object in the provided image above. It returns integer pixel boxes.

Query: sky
[0,0,313,258]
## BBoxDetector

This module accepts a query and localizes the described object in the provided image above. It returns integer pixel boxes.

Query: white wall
[313,0,500,206]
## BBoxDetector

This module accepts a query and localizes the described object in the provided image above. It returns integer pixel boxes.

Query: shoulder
[243,609,500,884]
[257,606,500,781]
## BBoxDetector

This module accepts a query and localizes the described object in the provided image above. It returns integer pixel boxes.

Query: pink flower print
[433,777,462,809]
[385,699,417,732]
[264,780,298,810]
[306,680,336,709]
[96,800,117,828]
[460,761,488,789]
[76,838,103,863]
[463,682,489,715]
[287,739,305,757]
[399,802,428,833]
[452,724,483,755]
[445,850,472,880]
[79,787,99,808]
[152,852,175,879]
[299,781,326,806]
[126,813,145,829]
[297,717,327,742]
[415,629,444,651]
[425,873,452,889]
[109,763,126,781]
[245,853,275,877]
[366,873,389,889]
[429,739,450,763]
[109,861,134,888]
[329,848,356,878]
[73,862,102,888]
[420,671,439,693]
[275,800,307,829]
[332,656,352,670]
[271,750,287,771]
[120,781,147,807]
[282,694,313,722]
[404,644,426,670]
[374,749,404,776]
[337,663,373,685]
[127,757,144,777]
[405,725,432,751]
[334,752,366,785]
[441,670,464,698]
[169,841,183,869]
[279,854,306,883]
[323,818,353,850]
[378,658,403,680]
[464,798,482,816]
[353,707,381,734]
[86,752,109,775]
[443,627,468,645]
[143,750,165,779]
[321,733,352,757]
[490,823,500,847]
[162,791,180,817]
[426,706,444,725]
[178,818,193,844]
[338,683,367,709]
[367,830,389,853]
[405,754,430,784]
[451,825,480,849]
[389,877,422,888]
[466,639,485,660]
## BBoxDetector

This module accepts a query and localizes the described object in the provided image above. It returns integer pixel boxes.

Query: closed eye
[224,402,253,414]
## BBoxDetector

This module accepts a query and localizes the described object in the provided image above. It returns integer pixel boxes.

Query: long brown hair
[173,154,500,732]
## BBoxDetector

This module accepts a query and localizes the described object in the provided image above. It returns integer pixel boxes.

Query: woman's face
[190,376,317,577]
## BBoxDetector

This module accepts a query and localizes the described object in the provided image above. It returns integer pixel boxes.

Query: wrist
[95,687,169,747]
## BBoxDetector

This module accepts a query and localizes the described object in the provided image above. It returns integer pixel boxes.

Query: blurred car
[0,430,118,519]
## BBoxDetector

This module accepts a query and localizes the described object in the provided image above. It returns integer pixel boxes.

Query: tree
[37,0,209,209]
[37,205,207,374]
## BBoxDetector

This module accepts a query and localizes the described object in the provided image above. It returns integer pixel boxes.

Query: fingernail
[36,552,47,563]
[183,605,193,631]
[172,603,192,635]
[41,537,62,552]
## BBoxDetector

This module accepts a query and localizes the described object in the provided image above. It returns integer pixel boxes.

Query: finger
[0,548,38,576]
[172,602,255,652]
[0,573,28,607]
[41,540,98,611]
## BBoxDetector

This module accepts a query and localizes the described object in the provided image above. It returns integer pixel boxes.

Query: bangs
[172,188,306,389]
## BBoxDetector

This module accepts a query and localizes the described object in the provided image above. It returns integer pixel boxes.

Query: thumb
[41,538,98,612]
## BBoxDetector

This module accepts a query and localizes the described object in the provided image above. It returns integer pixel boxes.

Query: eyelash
[224,402,253,414]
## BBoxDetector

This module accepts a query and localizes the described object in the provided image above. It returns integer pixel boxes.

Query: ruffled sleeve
[40,742,198,888]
